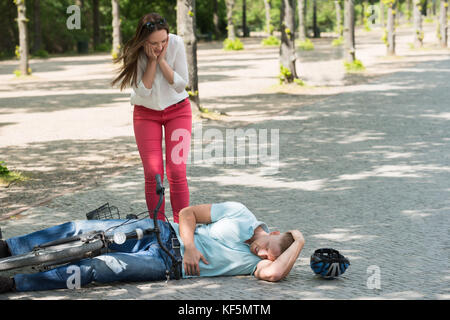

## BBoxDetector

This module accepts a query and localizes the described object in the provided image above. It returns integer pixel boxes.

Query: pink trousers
[133,98,192,223]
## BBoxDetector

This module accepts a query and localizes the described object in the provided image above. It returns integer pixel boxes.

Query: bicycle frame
[31,174,182,279]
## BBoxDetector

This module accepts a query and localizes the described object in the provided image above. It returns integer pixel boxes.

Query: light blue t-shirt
[170,201,269,278]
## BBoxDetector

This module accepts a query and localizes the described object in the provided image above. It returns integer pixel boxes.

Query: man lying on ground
[0,201,305,292]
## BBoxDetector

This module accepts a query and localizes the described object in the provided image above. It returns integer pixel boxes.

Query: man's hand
[183,245,209,276]
[254,230,305,282]
[289,230,304,242]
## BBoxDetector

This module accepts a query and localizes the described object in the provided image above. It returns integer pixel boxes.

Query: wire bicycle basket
[86,203,121,220]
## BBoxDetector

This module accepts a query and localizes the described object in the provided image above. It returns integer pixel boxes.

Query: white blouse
[130,33,189,111]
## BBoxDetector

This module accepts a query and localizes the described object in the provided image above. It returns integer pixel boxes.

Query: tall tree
[111,0,121,59]
[407,0,413,22]
[298,0,307,40]
[225,0,236,40]
[177,0,201,110]
[280,0,298,82]
[213,0,221,39]
[439,0,448,47]
[380,0,385,27]
[32,0,42,54]
[414,0,424,48]
[15,0,30,75]
[264,0,272,35]
[343,0,356,63]
[386,0,397,55]
[312,0,319,37]
[242,0,248,37]
[335,0,343,36]
[93,0,100,50]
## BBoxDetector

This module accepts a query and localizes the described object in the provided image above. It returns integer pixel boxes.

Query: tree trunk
[335,0,342,36]
[225,0,236,40]
[414,0,423,48]
[280,0,298,82]
[360,0,365,25]
[440,0,448,47]
[407,0,412,22]
[242,0,248,37]
[344,0,356,63]
[380,0,385,27]
[111,0,121,58]
[213,0,221,39]
[93,0,100,50]
[177,0,201,110]
[15,0,30,75]
[33,0,42,53]
[298,0,306,40]
[313,0,319,37]
[264,0,272,35]
[387,0,396,55]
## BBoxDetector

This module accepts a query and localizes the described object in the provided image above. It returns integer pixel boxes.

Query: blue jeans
[6,219,179,292]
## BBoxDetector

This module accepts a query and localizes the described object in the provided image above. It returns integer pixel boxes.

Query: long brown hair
[111,13,169,91]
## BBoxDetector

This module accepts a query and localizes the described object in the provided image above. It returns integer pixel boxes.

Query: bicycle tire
[0,239,104,271]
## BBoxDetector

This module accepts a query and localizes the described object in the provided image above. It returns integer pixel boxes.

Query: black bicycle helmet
[310,248,350,279]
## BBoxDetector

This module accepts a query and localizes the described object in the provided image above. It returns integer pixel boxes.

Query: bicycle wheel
[0,239,104,272]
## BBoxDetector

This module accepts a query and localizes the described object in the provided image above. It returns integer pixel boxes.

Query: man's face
[249,232,282,261]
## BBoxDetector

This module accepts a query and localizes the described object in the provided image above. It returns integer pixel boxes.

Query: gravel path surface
[0,23,449,300]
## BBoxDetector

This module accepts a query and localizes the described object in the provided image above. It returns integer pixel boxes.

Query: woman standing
[111,13,191,223]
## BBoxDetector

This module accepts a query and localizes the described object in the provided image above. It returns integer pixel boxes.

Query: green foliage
[294,78,305,86]
[265,24,275,35]
[33,49,49,58]
[305,0,338,33]
[298,38,314,51]
[344,59,365,72]
[223,38,244,51]
[0,161,9,176]
[381,28,388,46]
[15,45,20,59]
[13,69,21,77]
[278,64,292,84]
[261,35,280,46]
[332,36,343,47]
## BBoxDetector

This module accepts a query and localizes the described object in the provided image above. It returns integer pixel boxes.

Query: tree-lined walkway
[0,23,449,299]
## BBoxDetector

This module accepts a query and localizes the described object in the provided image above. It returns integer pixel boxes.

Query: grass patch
[261,36,281,46]
[344,59,366,73]
[223,38,244,51]
[0,161,29,187]
[297,38,314,51]
[0,171,29,187]
[332,37,343,47]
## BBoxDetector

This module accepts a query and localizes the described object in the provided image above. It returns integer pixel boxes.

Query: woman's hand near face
[144,42,157,62]
[156,37,169,63]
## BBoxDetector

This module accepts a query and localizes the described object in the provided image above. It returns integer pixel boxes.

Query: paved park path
[0,23,449,299]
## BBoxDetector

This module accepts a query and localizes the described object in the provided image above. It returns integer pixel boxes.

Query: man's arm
[178,204,212,276]
[254,230,305,282]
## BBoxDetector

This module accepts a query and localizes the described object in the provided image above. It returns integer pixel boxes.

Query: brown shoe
[0,240,11,258]
[0,276,15,294]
